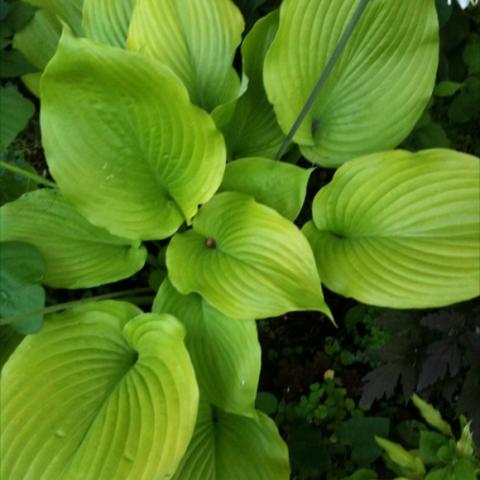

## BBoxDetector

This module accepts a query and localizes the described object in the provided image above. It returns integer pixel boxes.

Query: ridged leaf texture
[41,33,226,241]
[303,149,480,308]
[212,10,285,159]
[167,192,332,320]
[264,0,439,166]
[0,189,147,288]
[0,302,199,480]
[83,0,136,47]
[220,157,312,221]
[172,401,290,480]
[127,0,244,112]
[153,279,260,415]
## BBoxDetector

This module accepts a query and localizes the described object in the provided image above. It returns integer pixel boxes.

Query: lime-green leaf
[212,10,285,159]
[0,84,34,150]
[0,189,147,288]
[412,394,453,437]
[127,0,244,112]
[220,157,312,220]
[264,0,439,166]
[83,0,135,47]
[0,241,45,334]
[173,401,290,480]
[41,33,226,241]
[303,149,480,308]
[153,279,260,415]
[0,302,198,479]
[167,192,332,320]
[375,436,426,477]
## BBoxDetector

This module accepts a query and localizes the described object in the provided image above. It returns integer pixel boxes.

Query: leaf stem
[0,160,56,188]
[0,287,152,326]
[275,0,370,160]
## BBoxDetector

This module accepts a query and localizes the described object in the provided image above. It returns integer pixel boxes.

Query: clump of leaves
[360,303,480,444]
[371,395,480,480]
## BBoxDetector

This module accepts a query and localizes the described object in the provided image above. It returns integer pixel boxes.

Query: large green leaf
[0,302,198,479]
[303,149,480,308]
[173,401,290,480]
[0,84,34,150]
[220,157,312,221]
[264,0,439,166]
[153,279,260,415]
[83,0,136,47]
[127,0,244,112]
[41,33,226,241]
[0,241,45,334]
[0,189,147,288]
[167,192,332,320]
[212,11,285,159]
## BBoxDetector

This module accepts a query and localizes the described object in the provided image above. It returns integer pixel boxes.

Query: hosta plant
[1,0,479,479]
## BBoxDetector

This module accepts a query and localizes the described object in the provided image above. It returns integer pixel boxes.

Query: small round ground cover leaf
[167,192,332,320]
[127,0,244,112]
[83,0,136,47]
[0,241,45,334]
[220,157,313,221]
[303,149,480,308]
[0,189,147,288]
[0,301,199,480]
[212,10,285,159]
[172,401,290,480]
[264,0,439,167]
[0,84,35,150]
[153,279,260,415]
[41,32,226,241]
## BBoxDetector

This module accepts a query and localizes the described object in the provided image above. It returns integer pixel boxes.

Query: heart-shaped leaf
[264,0,439,166]
[153,279,260,415]
[213,10,285,159]
[127,0,244,112]
[41,32,226,241]
[220,157,312,220]
[83,0,136,47]
[0,189,147,288]
[303,149,480,308]
[167,192,332,320]
[0,302,198,480]
[172,401,290,480]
